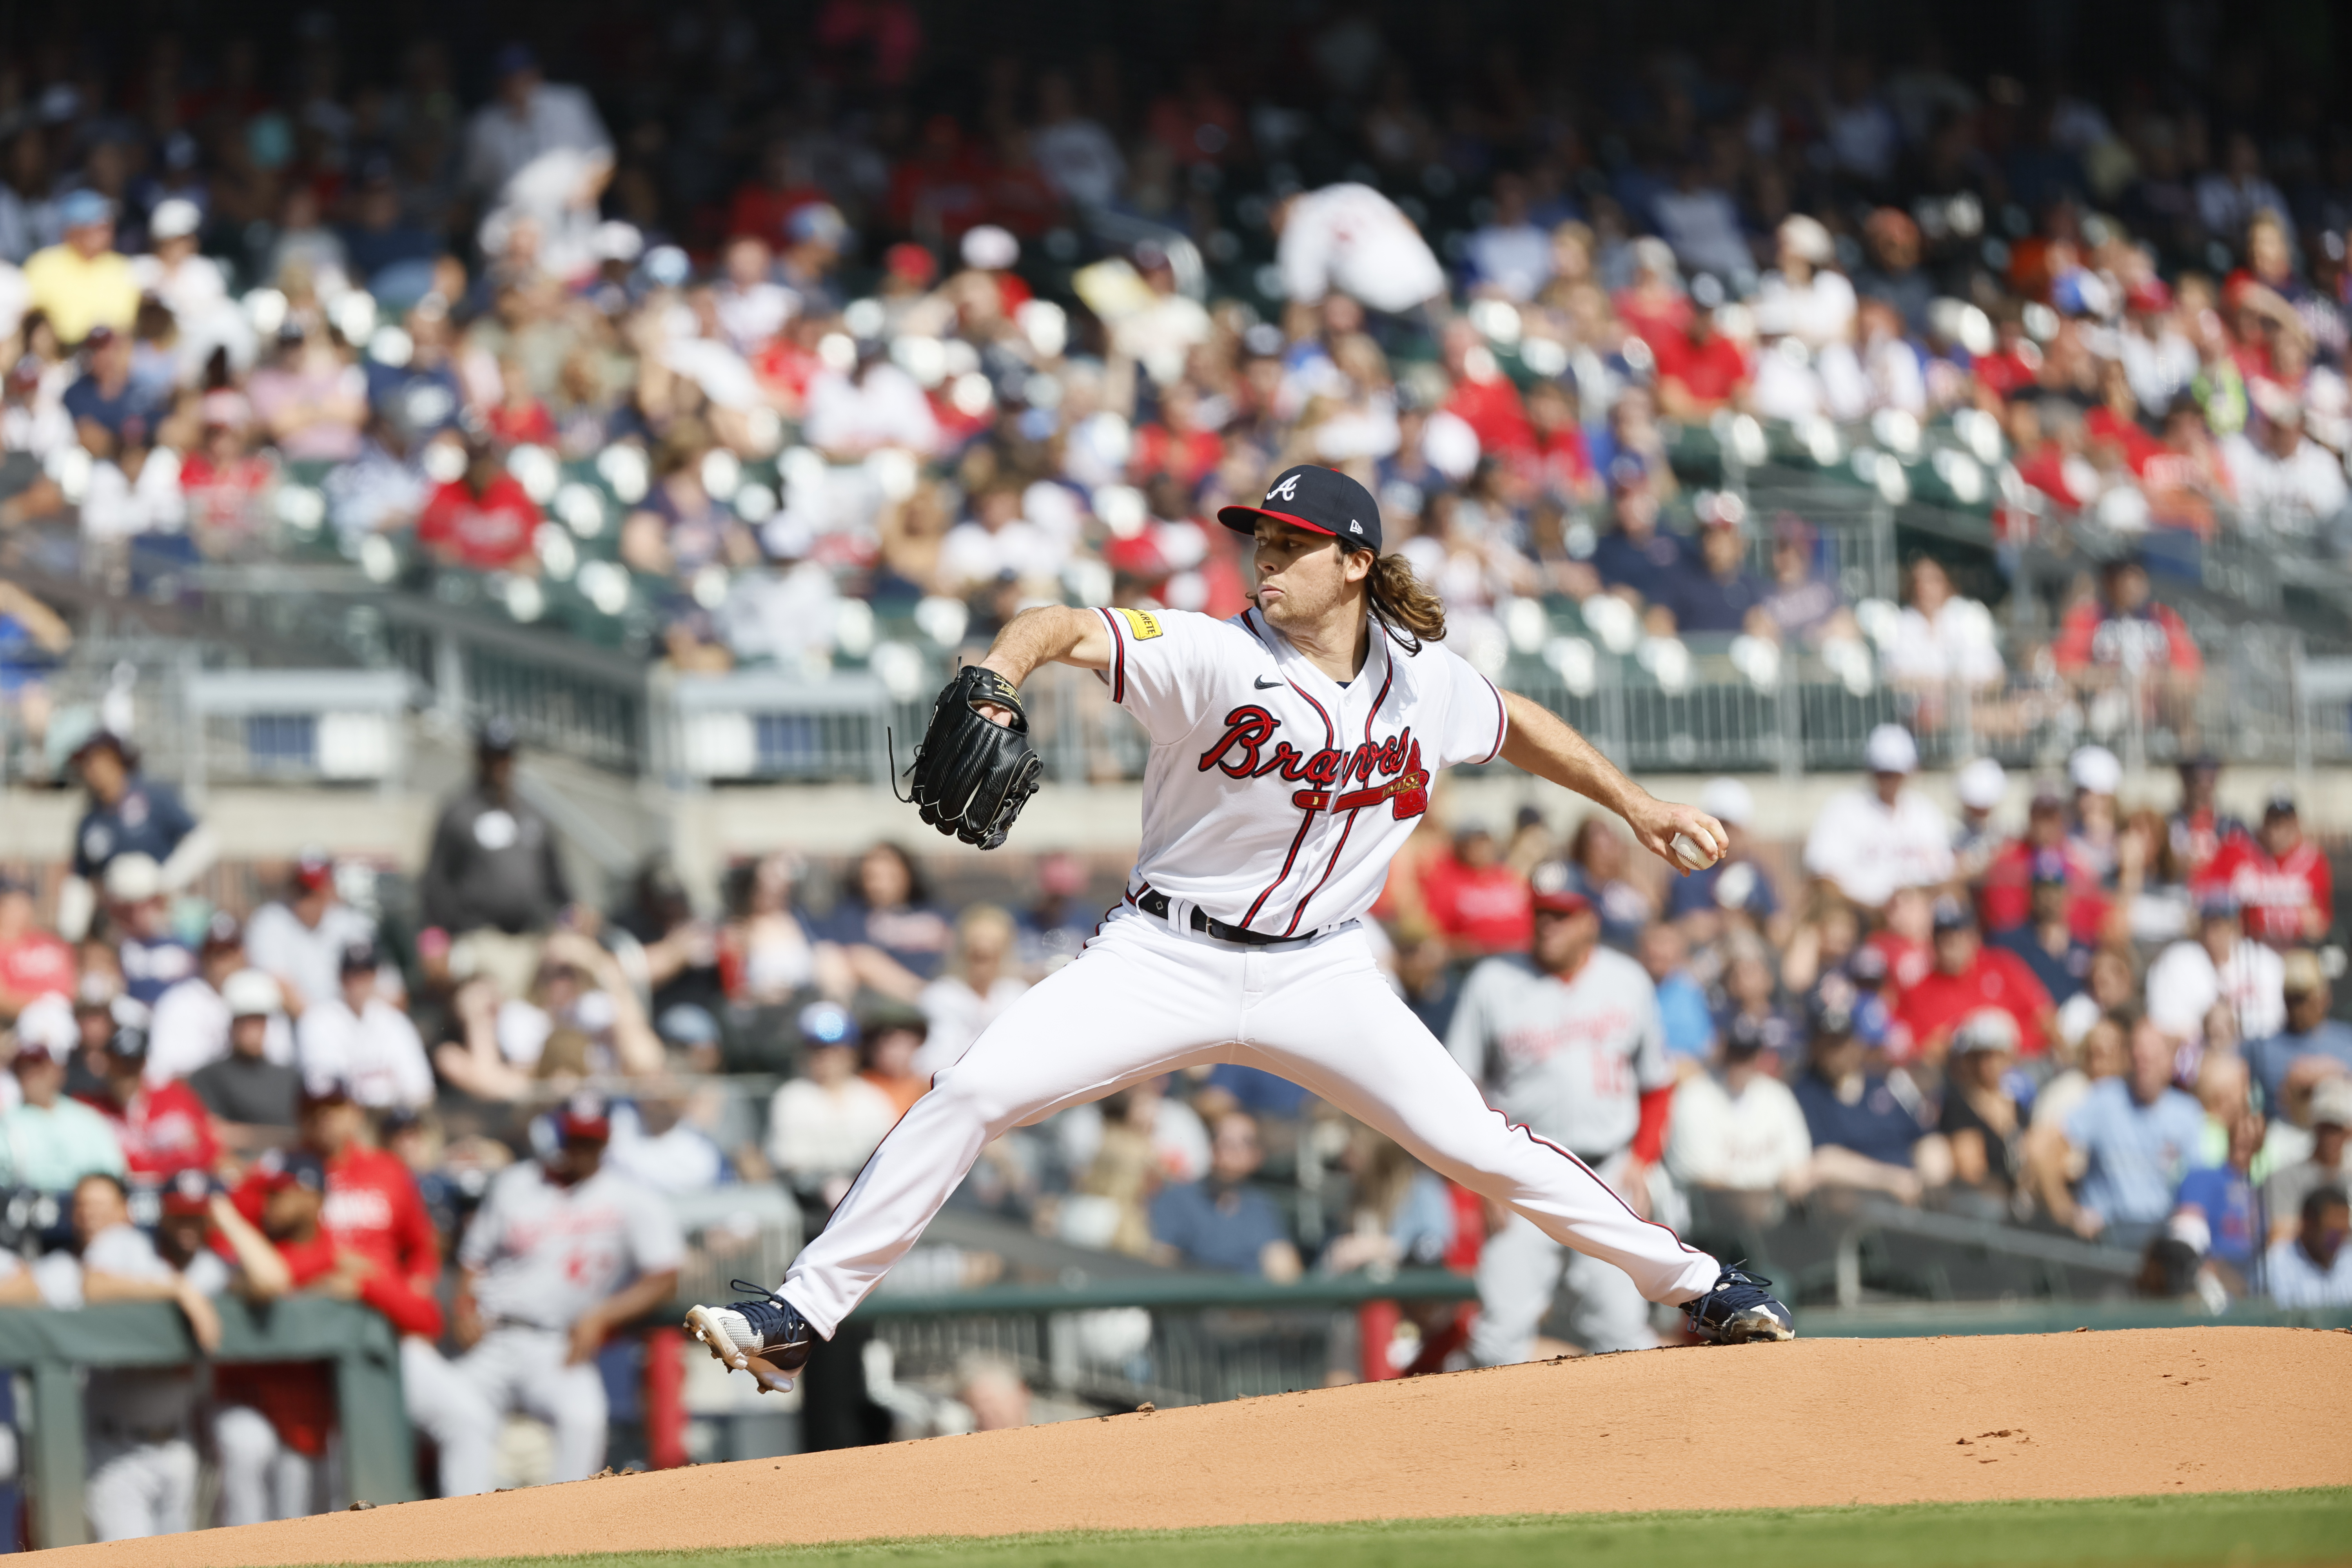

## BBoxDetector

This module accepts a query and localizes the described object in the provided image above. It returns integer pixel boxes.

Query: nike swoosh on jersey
[1254,675,1282,689]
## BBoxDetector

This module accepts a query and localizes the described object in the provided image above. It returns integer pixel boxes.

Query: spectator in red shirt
[2168,755,2247,882]
[726,140,829,252]
[483,358,556,448]
[1894,898,2056,1062]
[0,874,74,1023]
[416,444,542,573]
[2202,793,2333,946]
[1653,307,1750,421]
[1129,381,1224,493]
[2050,558,2203,737]
[1979,783,2109,939]
[1522,379,1599,506]
[80,1022,218,1179]
[1439,319,1534,458]
[1418,824,1533,960]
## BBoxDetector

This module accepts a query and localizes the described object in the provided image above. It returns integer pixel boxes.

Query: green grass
[321,1489,2352,1568]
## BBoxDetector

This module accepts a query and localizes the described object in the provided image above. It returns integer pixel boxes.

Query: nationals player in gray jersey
[687,464,1793,1394]
[454,1096,682,1484]
[1449,866,1677,1362]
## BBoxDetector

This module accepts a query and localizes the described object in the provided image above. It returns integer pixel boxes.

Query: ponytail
[1365,552,1446,650]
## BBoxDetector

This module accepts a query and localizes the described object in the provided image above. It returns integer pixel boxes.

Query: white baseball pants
[213,1405,327,1525]
[1469,1147,1661,1365]
[401,1336,500,1498]
[453,1325,609,1485]
[783,908,1720,1336]
[84,1436,195,1541]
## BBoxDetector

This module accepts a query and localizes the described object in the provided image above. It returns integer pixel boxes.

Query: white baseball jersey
[459,1161,684,1330]
[1446,947,1670,1158]
[1094,604,1508,937]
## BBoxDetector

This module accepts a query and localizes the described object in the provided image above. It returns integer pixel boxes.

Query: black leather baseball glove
[903,666,1044,850]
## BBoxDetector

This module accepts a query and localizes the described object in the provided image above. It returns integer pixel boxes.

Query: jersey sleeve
[1420,643,1510,770]
[1093,607,1223,746]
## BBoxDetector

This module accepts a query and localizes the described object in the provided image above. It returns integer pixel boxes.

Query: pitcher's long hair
[1365,551,1446,651]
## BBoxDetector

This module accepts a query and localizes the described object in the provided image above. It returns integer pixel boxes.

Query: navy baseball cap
[1217,465,1382,553]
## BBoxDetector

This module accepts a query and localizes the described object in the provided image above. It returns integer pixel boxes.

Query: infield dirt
[44,1326,2352,1567]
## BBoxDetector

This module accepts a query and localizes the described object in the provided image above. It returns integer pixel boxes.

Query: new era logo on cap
[1218,465,1383,554]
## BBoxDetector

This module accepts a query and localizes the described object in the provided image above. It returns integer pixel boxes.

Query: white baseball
[1669,831,1715,871]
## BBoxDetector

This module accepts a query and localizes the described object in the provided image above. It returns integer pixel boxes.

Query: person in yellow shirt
[22,191,138,347]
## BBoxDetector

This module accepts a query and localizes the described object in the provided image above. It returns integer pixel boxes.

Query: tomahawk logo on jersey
[1093,602,1506,937]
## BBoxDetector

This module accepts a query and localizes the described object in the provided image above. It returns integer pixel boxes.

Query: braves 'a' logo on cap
[1267,473,1303,502]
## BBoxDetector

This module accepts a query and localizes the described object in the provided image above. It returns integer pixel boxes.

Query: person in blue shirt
[2056,1007,2211,1249]
[1148,1111,1302,1280]
[2172,1106,2267,1288]
[1637,922,1715,1062]
[1586,457,1685,608]
[60,327,169,458]
[2243,953,2352,1114]
[58,730,212,945]
[1790,998,1945,1203]
[1657,514,1770,634]
[1993,854,2094,1005]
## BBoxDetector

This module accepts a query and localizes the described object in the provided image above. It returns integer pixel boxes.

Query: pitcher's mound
[51,1326,2352,1566]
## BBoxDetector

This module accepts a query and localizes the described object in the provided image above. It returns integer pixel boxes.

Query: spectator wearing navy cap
[1664,1013,1814,1199]
[1993,851,2096,1006]
[2145,886,2283,1050]
[1791,996,1951,1204]
[419,718,574,1004]
[2265,1185,2352,1308]
[294,942,431,1111]
[1587,454,1684,610]
[459,44,612,204]
[56,729,212,945]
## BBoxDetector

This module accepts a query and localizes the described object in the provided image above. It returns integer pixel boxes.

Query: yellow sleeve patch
[1112,607,1164,641]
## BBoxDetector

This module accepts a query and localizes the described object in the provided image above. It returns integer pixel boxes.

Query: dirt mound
[49,1327,2352,1567]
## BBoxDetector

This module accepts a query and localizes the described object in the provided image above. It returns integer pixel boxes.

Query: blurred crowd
[1,14,2351,753]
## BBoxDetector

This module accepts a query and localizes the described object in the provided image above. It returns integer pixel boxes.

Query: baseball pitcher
[688,465,1791,1392]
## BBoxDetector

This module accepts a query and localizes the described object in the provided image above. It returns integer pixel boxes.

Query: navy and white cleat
[1681,1263,1796,1344]
[684,1281,815,1394]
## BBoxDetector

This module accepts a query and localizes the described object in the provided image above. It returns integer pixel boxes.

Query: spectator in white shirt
[2145,891,2285,1050]
[917,906,1032,1076]
[937,483,1068,595]
[1665,1018,1813,1196]
[2266,1185,2352,1307]
[802,346,941,458]
[766,1003,897,1218]
[1275,182,1447,318]
[711,235,797,355]
[1802,724,1956,910]
[1881,556,2005,690]
[460,45,612,201]
[296,943,433,1110]
[147,915,292,1087]
[243,851,380,1012]
[2220,401,2350,537]
[1030,72,1124,210]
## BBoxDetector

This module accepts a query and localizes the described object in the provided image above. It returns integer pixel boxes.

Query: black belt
[1137,890,1319,948]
